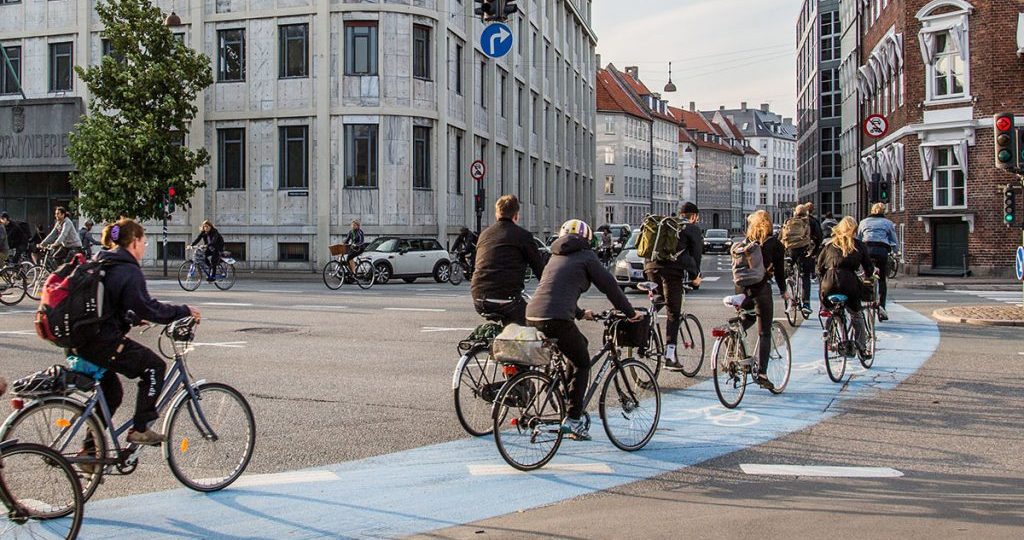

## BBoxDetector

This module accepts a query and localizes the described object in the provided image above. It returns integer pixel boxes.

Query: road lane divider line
[201,302,254,307]
[740,464,904,478]
[422,327,476,333]
[467,463,614,476]
[385,308,447,312]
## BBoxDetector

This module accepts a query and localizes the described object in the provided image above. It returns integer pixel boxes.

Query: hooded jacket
[93,249,192,344]
[644,219,702,277]
[526,235,636,321]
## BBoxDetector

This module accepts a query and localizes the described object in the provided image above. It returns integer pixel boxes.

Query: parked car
[703,228,733,254]
[362,236,452,284]
[611,231,645,290]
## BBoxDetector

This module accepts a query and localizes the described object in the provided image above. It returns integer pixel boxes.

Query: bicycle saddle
[636,281,659,292]
[827,294,848,303]
[723,294,746,308]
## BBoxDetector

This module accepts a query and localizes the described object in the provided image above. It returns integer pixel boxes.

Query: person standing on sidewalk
[857,203,898,321]
[643,202,703,371]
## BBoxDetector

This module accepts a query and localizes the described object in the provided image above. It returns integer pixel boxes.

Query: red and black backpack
[35,254,113,349]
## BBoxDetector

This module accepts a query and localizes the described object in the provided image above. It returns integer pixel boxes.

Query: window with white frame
[933,146,965,208]
[918,2,971,103]
[931,32,965,99]
[604,147,614,165]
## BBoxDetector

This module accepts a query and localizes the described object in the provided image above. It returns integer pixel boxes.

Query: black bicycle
[0,261,27,306]
[634,281,705,379]
[820,293,874,383]
[0,439,83,539]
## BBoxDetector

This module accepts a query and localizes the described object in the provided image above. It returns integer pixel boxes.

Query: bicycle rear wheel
[453,348,504,437]
[323,260,344,290]
[164,383,255,492]
[824,316,847,383]
[493,371,564,471]
[0,442,83,540]
[448,261,464,286]
[638,326,662,383]
[354,259,376,289]
[766,322,792,394]
[712,334,747,409]
[677,314,705,377]
[785,278,799,327]
[177,262,202,291]
[0,267,26,306]
[600,360,660,451]
[862,310,876,369]
[213,263,236,290]
[23,265,45,301]
[888,257,898,279]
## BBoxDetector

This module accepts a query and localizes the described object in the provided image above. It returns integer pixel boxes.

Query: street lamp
[164,11,181,27]
[664,62,677,93]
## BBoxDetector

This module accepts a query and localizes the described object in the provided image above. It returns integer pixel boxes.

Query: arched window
[916,0,973,103]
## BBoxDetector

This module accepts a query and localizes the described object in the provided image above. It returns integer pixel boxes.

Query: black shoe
[206,277,216,283]
[755,374,775,391]
[878,307,889,321]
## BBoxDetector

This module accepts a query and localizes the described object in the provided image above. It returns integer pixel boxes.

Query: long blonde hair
[831,216,858,257]
[745,210,772,244]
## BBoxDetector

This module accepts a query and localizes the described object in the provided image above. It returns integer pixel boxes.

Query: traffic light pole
[163,210,168,278]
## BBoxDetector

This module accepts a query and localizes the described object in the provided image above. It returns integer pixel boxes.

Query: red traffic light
[168,187,176,197]
[996,116,1013,132]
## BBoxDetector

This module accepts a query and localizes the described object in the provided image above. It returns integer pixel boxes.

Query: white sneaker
[664,345,683,371]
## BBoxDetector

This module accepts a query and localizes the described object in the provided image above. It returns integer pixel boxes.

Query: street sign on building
[1016,246,1024,281]
[863,114,889,138]
[480,23,513,58]
[470,160,486,181]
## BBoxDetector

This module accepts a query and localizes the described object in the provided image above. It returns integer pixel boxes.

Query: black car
[703,229,733,254]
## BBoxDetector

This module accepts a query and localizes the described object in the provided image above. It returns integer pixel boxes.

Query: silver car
[611,231,645,289]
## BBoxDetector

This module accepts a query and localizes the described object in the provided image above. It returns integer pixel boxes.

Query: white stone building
[718,104,798,224]
[0,0,598,269]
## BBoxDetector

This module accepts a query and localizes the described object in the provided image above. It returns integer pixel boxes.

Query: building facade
[856,0,1017,276]
[797,0,844,217]
[673,104,743,231]
[838,0,863,219]
[0,0,598,269]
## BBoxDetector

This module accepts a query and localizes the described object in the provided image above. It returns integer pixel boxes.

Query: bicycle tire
[0,442,84,540]
[824,316,847,383]
[677,314,705,377]
[600,360,660,451]
[712,334,746,409]
[1,398,107,506]
[639,326,662,382]
[0,267,26,306]
[888,257,898,279]
[453,347,504,437]
[862,310,876,369]
[355,259,376,289]
[448,261,464,286]
[213,263,236,290]
[23,265,45,301]
[177,261,202,291]
[766,322,792,394]
[785,278,799,327]
[323,260,345,290]
[164,382,255,492]
[492,371,564,471]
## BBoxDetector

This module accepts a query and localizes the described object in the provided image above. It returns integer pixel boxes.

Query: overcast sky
[591,0,801,119]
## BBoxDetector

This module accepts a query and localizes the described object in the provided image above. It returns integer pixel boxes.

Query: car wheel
[402,277,417,284]
[374,261,392,284]
[433,261,452,283]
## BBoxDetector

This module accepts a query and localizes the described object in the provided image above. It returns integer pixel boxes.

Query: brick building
[855,0,1020,276]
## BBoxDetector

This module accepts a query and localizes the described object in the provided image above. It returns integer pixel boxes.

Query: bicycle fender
[452,353,473,390]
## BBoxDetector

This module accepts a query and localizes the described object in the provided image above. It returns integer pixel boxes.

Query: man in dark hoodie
[527,219,641,441]
[78,219,200,445]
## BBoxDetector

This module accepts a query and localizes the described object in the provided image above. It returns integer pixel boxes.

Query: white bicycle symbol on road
[664,405,761,428]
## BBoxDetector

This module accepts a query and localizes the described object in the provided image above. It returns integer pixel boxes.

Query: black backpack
[34,257,113,349]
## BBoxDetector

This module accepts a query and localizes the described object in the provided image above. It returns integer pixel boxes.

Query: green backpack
[636,215,682,262]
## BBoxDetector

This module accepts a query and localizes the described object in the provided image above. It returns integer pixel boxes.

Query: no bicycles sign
[863,114,889,138]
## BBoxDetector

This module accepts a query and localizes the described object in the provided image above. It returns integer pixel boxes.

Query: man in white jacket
[41,206,83,265]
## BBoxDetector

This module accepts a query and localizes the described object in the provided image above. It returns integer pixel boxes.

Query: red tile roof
[596,69,650,120]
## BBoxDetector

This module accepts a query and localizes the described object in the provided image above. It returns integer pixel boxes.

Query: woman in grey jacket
[856,203,898,320]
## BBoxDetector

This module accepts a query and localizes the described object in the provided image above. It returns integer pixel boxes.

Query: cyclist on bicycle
[0,221,7,267]
[732,210,789,391]
[79,219,201,445]
[40,206,82,265]
[190,220,225,282]
[451,226,478,273]
[526,219,641,441]
[471,195,546,325]
[344,219,367,277]
[0,212,29,264]
[644,201,703,371]
[857,203,897,321]
[780,204,815,316]
[817,217,875,360]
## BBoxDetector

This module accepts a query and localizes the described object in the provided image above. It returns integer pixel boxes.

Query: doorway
[932,219,968,270]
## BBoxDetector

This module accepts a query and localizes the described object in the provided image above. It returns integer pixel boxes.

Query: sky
[591,0,802,120]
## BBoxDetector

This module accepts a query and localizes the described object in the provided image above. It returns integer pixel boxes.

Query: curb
[931,309,1024,328]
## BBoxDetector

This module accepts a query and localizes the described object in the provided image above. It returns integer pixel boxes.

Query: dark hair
[100,219,145,250]
[495,195,520,219]
[55,206,68,217]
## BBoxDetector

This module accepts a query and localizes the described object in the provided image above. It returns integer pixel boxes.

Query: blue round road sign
[481,23,514,59]
[1016,246,1024,281]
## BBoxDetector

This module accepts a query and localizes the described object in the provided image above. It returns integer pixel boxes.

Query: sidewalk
[932,304,1024,327]
[894,276,1021,291]
[142,267,319,282]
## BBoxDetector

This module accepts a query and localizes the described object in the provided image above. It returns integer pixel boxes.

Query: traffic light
[503,0,519,17]
[474,1,496,21]
[879,174,891,204]
[474,190,485,214]
[869,172,881,203]
[994,113,1017,172]
[1005,185,1017,225]
[167,186,176,214]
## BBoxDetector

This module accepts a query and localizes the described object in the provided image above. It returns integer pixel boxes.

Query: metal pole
[162,213,168,277]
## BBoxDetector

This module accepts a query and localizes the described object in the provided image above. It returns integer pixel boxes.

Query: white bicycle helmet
[559,219,593,242]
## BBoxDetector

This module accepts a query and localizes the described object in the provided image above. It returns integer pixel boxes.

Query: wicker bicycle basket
[329,244,349,257]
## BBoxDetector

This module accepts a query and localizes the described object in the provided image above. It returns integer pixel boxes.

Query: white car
[361,236,453,284]
[612,231,645,289]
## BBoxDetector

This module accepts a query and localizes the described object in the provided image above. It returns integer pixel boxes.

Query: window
[345,124,378,188]
[604,175,614,194]
[498,70,507,117]
[931,32,964,99]
[604,116,615,134]
[819,11,840,62]
[217,128,245,190]
[454,131,463,194]
[604,147,614,165]
[516,84,524,126]
[100,39,124,62]
[49,42,73,92]
[933,146,966,208]
[279,126,308,189]
[531,92,539,133]
[218,30,245,82]
[1,45,20,95]
[345,22,378,76]
[413,126,431,189]
[454,42,463,95]
[220,242,246,261]
[156,242,186,261]
[278,243,309,262]
[279,24,308,78]
[413,25,430,79]
[820,68,839,118]
[478,61,486,108]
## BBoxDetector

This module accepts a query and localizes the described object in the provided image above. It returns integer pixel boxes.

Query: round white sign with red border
[470,160,486,181]
[863,114,889,138]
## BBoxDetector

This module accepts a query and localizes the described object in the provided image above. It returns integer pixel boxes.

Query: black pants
[738,281,773,373]
[204,247,221,276]
[77,339,167,431]
[474,296,527,326]
[528,319,590,419]
[869,253,889,308]
[787,248,813,305]
[645,267,684,345]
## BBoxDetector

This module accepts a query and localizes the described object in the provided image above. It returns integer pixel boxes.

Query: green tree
[68,0,212,222]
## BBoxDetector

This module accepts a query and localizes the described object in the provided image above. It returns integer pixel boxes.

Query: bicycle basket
[860,279,878,303]
[491,324,551,367]
[614,309,651,348]
[329,244,349,257]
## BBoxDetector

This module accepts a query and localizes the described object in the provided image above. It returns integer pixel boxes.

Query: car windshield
[365,238,398,252]
[623,230,641,250]
[705,230,728,240]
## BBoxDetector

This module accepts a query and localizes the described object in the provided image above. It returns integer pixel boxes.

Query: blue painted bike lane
[79,302,940,539]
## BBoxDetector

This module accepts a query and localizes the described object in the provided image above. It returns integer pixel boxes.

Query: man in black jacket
[643,202,703,371]
[471,195,547,325]
[0,212,29,262]
[527,219,641,440]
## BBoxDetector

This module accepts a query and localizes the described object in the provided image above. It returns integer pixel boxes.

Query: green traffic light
[999,150,1013,162]
[1006,214,1015,223]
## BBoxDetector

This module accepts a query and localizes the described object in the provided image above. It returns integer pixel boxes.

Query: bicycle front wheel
[766,322,792,394]
[677,314,705,377]
[712,334,747,409]
[0,442,83,540]
[164,383,255,492]
[323,260,345,290]
[23,265,45,301]
[824,316,847,383]
[600,360,660,451]
[785,279,799,327]
[453,348,504,437]
[213,263,236,290]
[448,261,464,285]
[177,262,202,291]
[354,259,376,289]
[493,371,564,471]
[0,267,26,306]
[888,258,899,279]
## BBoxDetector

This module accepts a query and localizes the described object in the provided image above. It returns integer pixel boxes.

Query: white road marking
[699,276,721,282]
[421,327,476,333]
[740,464,904,478]
[0,330,34,335]
[258,289,300,294]
[895,300,948,304]
[384,308,446,313]
[291,305,349,310]
[191,341,248,348]
[201,302,254,307]
[203,470,340,488]
[467,463,614,476]
[0,309,34,316]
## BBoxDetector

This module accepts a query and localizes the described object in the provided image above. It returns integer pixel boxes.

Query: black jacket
[527,235,636,321]
[5,221,29,250]
[808,215,823,252]
[94,249,192,344]
[816,239,874,299]
[191,228,224,251]
[451,231,478,254]
[644,219,702,278]
[471,218,546,300]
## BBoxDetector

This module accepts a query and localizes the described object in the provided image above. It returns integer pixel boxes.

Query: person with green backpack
[780,204,817,316]
[641,202,703,371]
